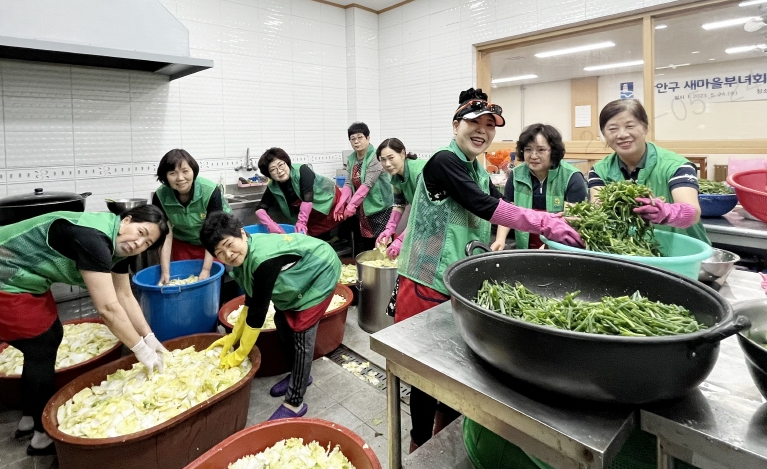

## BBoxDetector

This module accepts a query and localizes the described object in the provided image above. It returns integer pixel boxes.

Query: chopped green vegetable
[474,280,706,337]
[228,437,356,469]
[698,180,734,195]
[564,181,660,256]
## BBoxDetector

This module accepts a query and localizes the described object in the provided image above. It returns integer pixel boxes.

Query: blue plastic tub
[542,230,713,280]
[243,224,296,234]
[132,260,225,341]
[699,193,738,217]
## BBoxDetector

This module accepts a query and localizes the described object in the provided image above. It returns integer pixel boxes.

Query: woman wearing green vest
[0,205,169,455]
[374,138,426,259]
[254,147,342,237]
[200,211,341,421]
[395,88,583,453]
[588,99,709,243]
[333,122,394,256]
[491,123,587,251]
[152,149,231,285]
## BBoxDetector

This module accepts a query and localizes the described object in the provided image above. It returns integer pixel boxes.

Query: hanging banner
[655,70,767,104]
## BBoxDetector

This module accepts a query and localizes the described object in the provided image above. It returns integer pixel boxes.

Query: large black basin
[444,250,747,404]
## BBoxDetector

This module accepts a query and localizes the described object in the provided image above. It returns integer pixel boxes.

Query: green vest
[347,144,394,215]
[0,212,122,294]
[398,140,492,295]
[230,233,341,311]
[512,161,581,249]
[156,177,230,244]
[267,163,336,222]
[592,143,710,244]
[392,158,427,205]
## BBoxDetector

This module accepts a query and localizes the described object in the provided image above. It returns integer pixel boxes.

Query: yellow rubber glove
[206,306,248,357]
[220,325,261,369]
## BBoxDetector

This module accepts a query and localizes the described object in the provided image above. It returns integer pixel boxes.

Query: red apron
[171,239,207,261]
[0,290,58,342]
[394,275,449,324]
[280,292,334,332]
[290,186,342,236]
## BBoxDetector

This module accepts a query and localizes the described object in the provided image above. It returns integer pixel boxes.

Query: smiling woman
[0,205,169,456]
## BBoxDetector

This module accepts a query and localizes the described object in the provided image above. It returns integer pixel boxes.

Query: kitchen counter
[702,207,767,250]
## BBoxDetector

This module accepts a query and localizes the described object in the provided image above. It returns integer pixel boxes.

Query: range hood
[0,0,212,80]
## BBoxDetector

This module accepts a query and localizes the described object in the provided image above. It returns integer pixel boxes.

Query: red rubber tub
[42,333,261,469]
[184,418,381,469]
[0,317,123,408]
[218,283,352,377]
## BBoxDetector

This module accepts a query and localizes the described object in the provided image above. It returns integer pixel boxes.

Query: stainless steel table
[370,302,637,469]
[702,208,767,250]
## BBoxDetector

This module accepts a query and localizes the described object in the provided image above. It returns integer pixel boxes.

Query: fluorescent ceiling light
[584,60,644,71]
[739,0,767,6]
[655,63,691,70]
[534,41,615,58]
[725,43,767,54]
[701,17,757,30]
[654,24,668,29]
[492,74,538,83]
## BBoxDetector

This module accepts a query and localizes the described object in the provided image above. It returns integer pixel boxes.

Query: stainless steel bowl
[735,299,767,400]
[105,198,147,215]
[698,248,740,287]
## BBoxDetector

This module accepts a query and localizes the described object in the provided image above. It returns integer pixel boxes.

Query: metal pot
[443,246,749,404]
[0,188,92,225]
[355,250,396,334]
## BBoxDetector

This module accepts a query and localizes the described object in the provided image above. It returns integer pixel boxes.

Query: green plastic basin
[542,229,713,280]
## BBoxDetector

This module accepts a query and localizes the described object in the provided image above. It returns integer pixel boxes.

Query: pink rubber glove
[633,197,697,229]
[333,186,353,220]
[760,273,767,295]
[376,210,403,246]
[387,233,404,259]
[490,199,584,248]
[295,201,312,234]
[343,185,370,219]
[256,209,285,234]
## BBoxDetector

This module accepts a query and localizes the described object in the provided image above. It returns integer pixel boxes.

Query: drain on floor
[326,344,411,404]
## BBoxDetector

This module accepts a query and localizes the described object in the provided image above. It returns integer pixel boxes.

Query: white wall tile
[402,38,430,65]
[129,73,173,102]
[177,0,221,25]
[7,178,76,196]
[293,64,323,87]
[431,0,460,14]
[2,61,72,99]
[3,97,73,132]
[223,79,260,107]
[221,54,261,81]
[180,103,225,159]
[221,28,263,57]
[132,130,182,162]
[429,6,461,34]
[221,0,260,30]
[538,3,586,30]
[403,17,430,44]
[496,0,535,19]
[355,47,379,71]
[259,0,290,14]
[184,20,223,51]
[189,49,224,79]
[260,11,290,35]
[260,34,294,60]
[320,3,346,26]
[379,24,403,50]
[4,132,74,168]
[495,13,538,38]
[586,0,643,19]
[400,0,430,21]
[355,25,378,50]
[71,68,130,101]
[179,76,224,106]
[353,8,379,30]
[260,58,294,86]
[378,8,402,30]
[321,22,346,47]
[293,39,324,65]
[321,44,347,68]
[322,67,347,89]
[73,100,131,132]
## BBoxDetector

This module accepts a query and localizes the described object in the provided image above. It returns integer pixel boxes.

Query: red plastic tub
[0,318,123,408]
[184,418,381,469]
[218,284,352,377]
[42,333,261,469]
[728,169,767,223]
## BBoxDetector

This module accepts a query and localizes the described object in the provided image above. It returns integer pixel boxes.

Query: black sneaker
[26,442,56,457]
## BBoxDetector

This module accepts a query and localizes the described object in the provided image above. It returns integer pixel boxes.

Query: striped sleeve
[587,169,606,189]
[668,163,699,191]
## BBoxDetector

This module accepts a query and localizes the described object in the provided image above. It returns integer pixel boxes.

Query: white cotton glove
[144,332,169,353]
[131,338,164,375]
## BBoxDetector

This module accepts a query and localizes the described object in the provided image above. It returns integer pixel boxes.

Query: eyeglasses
[523,148,551,156]
[454,99,503,118]
[268,162,288,174]
[349,135,367,143]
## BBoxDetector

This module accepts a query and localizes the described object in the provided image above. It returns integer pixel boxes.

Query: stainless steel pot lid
[0,188,92,207]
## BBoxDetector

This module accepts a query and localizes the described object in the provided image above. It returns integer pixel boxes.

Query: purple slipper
[269,374,313,397]
[268,403,308,421]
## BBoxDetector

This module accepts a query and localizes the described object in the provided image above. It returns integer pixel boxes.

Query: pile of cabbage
[226,294,347,328]
[359,258,398,268]
[161,274,199,286]
[228,438,356,469]
[339,264,358,284]
[56,346,251,438]
[0,323,118,375]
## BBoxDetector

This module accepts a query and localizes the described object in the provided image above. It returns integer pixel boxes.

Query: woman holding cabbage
[0,205,169,456]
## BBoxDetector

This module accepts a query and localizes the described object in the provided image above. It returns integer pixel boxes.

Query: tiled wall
[0,0,678,211]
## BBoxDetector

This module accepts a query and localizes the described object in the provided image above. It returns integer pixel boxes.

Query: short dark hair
[599,99,648,133]
[156,149,199,185]
[121,205,169,252]
[258,148,292,178]
[347,122,370,139]
[200,211,245,255]
[515,123,566,167]
[376,138,418,160]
